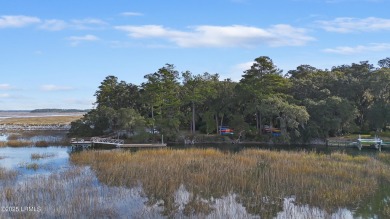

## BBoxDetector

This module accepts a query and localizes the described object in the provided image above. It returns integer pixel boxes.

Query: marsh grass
[31,153,56,160]
[71,148,390,218]
[19,162,40,171]
[0,167,154,219]
[26,163,39,171]
[0,115,82,125]
[6,134,20,140]
[6,140,33,147]
[17,130,67,138]
[378,153,390,165]
[0,167,18,182]
[1,130,70,147]
[34,141,49,147]
[4,139,69,147]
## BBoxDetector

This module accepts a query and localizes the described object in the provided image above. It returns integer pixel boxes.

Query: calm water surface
[0,146,70,176]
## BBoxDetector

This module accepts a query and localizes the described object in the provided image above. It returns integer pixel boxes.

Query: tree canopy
[69,56,390,143]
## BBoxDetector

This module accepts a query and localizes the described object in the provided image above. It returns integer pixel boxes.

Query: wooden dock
[326,135,388,151]
[357,135,383,151]
[326,140,356,147]
[70,139,93,149]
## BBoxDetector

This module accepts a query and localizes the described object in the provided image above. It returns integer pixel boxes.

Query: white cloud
[71,18,107,30]
[0,93,10,98]
[0,15,40,28]
[115,24,314,48]
[41,84,74,91]
[68,34,99,41]
[120,12,143,17]
[0,15,107,31]
[323,43,390,54]
[317,17,390,33]
[0,84,13,90]
[67,34,100,46]
[39,19,67,31]
[39,18,107,31]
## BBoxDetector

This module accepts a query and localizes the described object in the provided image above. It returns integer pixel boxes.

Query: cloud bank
[323,43,390,54]
[67,34,100,46]
[0,15,40,28]
[40,84,74,91]
[0,84,13,90]
[317,17,390,33]
[115,24,315,48]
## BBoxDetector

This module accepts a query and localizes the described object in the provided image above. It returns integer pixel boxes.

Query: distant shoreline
[0,110,30,112]
[0,109,90,113]
[30,109,90,113]
[0,112,84,126]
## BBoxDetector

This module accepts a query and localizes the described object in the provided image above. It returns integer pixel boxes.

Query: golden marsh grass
[6,134,20,140]
[71,148,390,217]
[6,140,33,147]
[25,163,40,171]
[34,141,49,147]
[0,130,70,147]
[0,115,82,125]
[31,153,56,160]
[0,140,69,147]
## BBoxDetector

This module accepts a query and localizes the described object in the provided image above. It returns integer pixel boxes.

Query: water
[0,133,7,142]
[0,146,70,176]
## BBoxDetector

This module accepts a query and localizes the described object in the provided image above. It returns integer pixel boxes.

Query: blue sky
[1,0,389,110]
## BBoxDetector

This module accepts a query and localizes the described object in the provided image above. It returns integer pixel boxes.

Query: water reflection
[0,146,70,176]
[0,133,7,141]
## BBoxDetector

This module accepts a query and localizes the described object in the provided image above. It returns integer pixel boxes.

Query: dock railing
[326,140,356,147]
[90,137,124,145]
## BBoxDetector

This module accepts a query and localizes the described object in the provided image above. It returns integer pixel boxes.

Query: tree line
[31,109,89,113]
[68,56,390,143]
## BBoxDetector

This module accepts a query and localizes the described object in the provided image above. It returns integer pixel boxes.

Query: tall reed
[6,140,33,147]
[0,167,18,183]
[70,148,390,218]
[0,167,133,219]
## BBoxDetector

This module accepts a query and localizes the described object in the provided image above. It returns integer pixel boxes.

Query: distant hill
[30,109,90,113]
